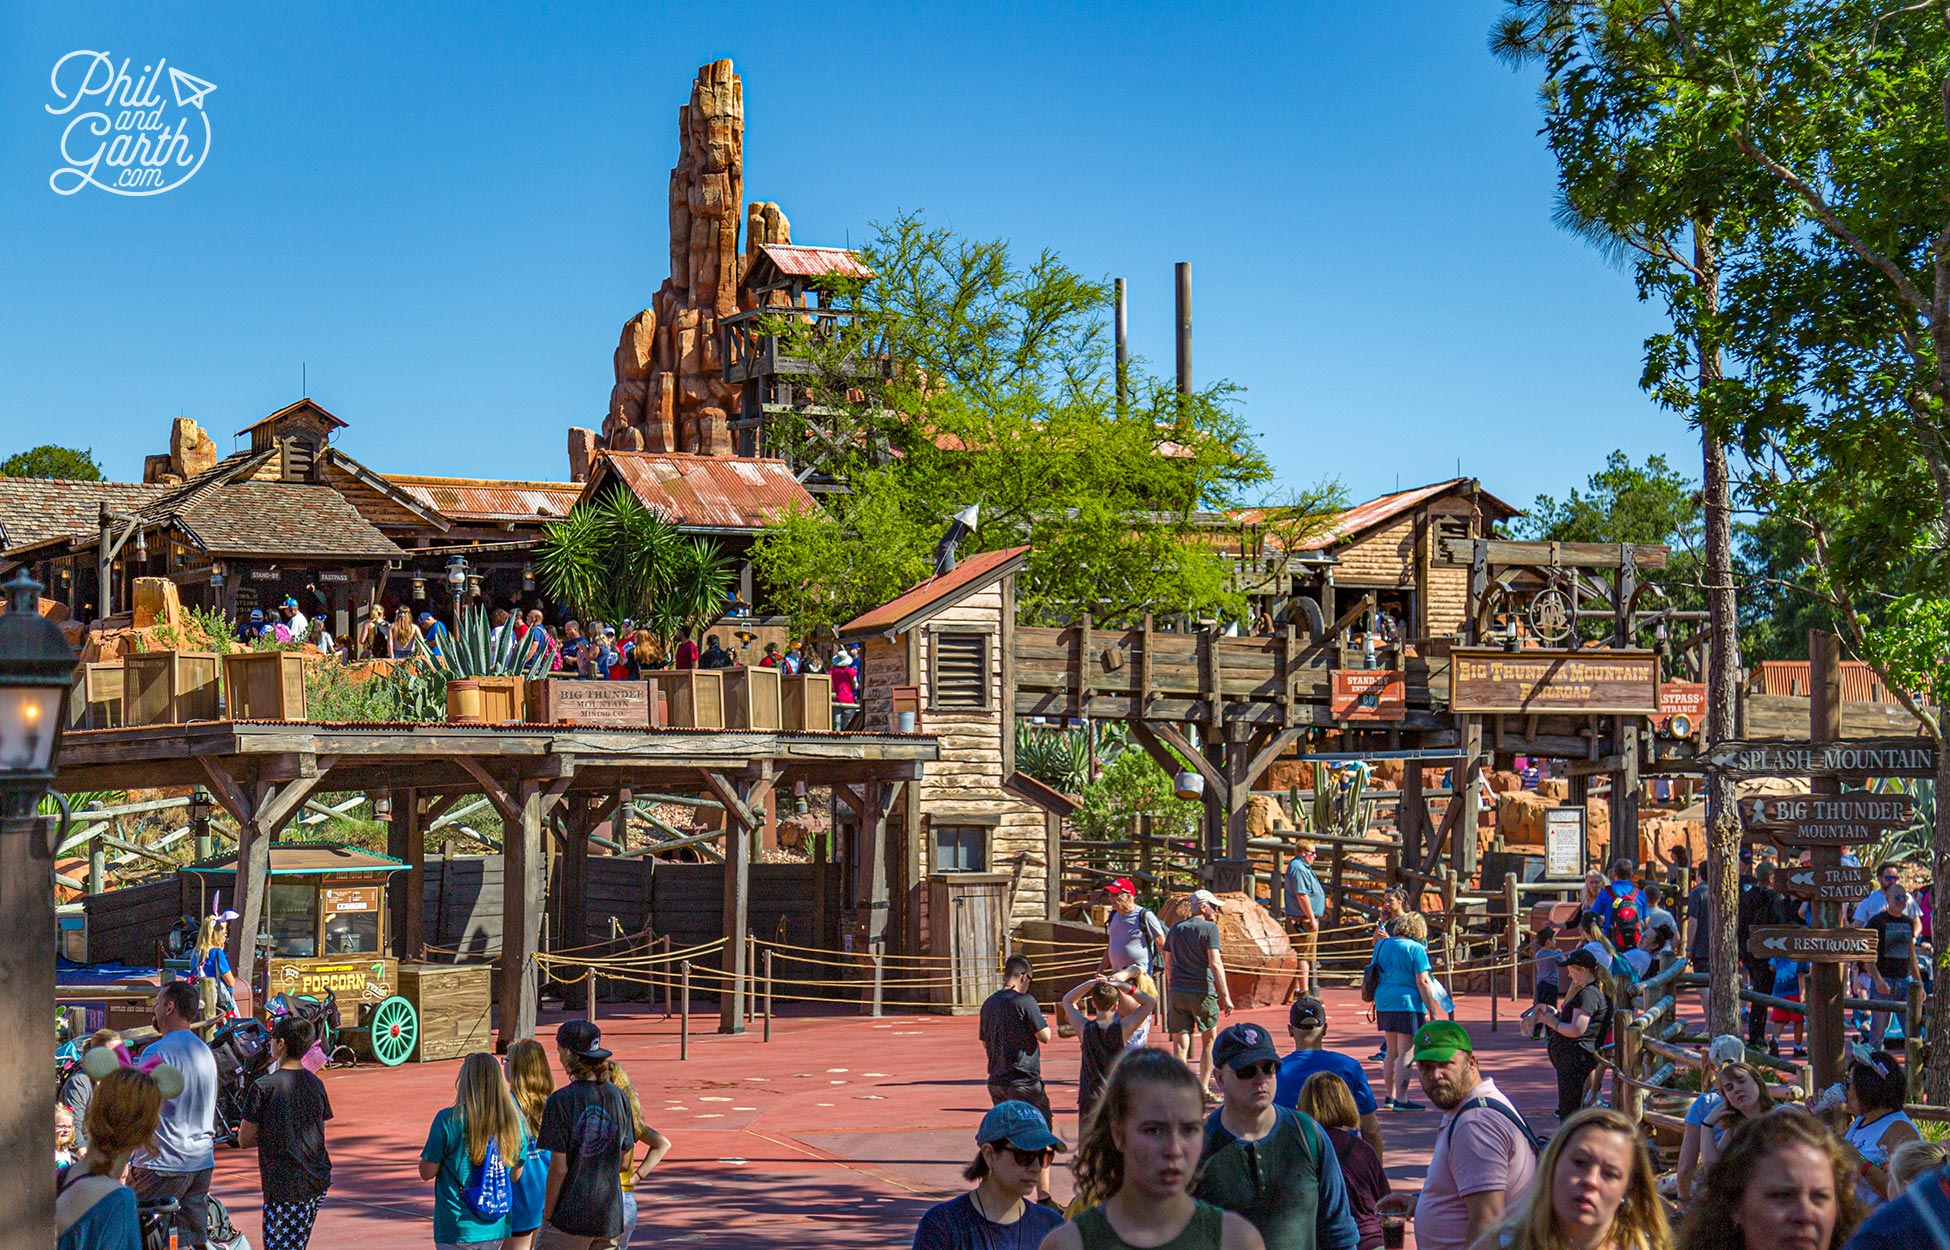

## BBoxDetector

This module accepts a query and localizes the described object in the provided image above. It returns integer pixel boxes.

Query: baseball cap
[555,1019,612,1062]
[1707,1035,1747,1065]
[281,596,298,607]
[1289,995,1327,1031]
[977,1100,1065,1152]
[249,609,264,622]
[1212,1023,1280,1072]
[1191,889,1227,909]
[1411,1020,1475,1063]
[1105,878,1136,897]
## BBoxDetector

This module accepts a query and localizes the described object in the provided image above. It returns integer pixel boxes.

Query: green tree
[1,444,101,480]
[750,214,1290,633]
[535,486,737,644]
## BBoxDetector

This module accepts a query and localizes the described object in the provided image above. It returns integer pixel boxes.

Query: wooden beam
[699,770,758,831]
[454,757,522,827]
[1141,721,1227,803]
[1244,727,1307,792]
[498,778,545,1051]
[1435,537,1670,570]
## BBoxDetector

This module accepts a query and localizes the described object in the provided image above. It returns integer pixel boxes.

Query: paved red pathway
[209,984,1570,1248]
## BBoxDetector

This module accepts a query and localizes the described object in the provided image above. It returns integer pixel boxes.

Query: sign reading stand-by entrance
[1545,806,1586,880]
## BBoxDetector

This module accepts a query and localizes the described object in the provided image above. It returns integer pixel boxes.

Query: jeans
[129,1165,212,1248]
[621,1191,638,1247]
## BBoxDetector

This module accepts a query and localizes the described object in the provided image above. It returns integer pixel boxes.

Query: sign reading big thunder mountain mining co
[1450,648,1659,715]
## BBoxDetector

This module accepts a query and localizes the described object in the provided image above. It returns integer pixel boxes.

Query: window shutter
[932,632,988,709]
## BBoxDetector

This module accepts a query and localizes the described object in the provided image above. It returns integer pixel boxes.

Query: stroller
[265,987,355,1067]
[139,1195,252,1250]
[207,1016,271,1148]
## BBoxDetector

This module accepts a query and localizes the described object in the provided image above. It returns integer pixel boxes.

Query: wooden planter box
[124,650,220,725]
[447,676,524,724]
[396,962,493,1062]
[525,678,652,727]
[781,673,833,732]
[722,666,782,730]
[221,650,307,721]
[69,663,125,729]
[650,671,723,729]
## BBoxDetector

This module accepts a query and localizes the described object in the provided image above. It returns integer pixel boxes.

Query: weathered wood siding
[424,855,503,957]
[319,459,431,529]
[1423,498,1474,637]
[1334,515,1416,587]
[80,877,186,965]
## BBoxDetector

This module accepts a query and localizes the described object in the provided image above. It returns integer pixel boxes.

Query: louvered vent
[283,435,318,482]
[932,632,988,709]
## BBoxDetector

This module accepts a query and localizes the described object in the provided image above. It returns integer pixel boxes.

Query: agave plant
[1865,777,1936,869]
[1016,722,1093,793]
[418,606,553,679]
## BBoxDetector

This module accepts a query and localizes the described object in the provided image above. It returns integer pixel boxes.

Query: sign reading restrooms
[1450,648,1659,715]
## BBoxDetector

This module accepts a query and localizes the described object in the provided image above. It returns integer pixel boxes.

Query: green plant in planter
[418,606,552,679]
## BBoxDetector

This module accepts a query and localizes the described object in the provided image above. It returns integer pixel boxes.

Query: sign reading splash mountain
[1449,648,1659,715]
[1706,738,1938,779]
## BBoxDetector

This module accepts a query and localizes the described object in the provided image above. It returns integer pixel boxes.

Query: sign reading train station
[1739,793,1914,846]
[1746,927,1877,963]
[1449,648,1659,715]
[1777,865,1877,902]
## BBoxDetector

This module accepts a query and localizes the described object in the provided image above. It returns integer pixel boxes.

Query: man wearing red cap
[1099,878,1166,1049]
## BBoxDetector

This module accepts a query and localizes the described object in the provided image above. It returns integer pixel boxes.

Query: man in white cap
[1165,888,1235,1098]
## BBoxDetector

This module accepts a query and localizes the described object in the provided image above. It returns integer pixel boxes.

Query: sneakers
[1386,1097,1425,1112]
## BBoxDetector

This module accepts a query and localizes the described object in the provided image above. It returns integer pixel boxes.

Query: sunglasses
[1232,1061,1280,1080]
[1000,1145,1054,1167]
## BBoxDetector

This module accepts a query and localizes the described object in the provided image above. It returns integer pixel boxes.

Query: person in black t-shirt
[239,1015,332,1250]
[1864,884,1921,1046]
[1737,861,1787,1045]
[539,1020,637,1249]
[979,954,1053,1202]
[1539,949,1612,1121]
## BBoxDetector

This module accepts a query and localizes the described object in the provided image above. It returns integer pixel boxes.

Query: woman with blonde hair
[418,1052,526,1249]
[356,604,388,659]
[1886,1138,1950,1194]
[503,1040,554,1250]
[1679,1109,1863,1250]
[390,606,424,658]
[193,914,240,1017]
[1488,1106,1668,1250]
[608,1062,672,1247]
[58,1067,164,1249]
[1298,1072,1389,1250]
[1040,1047,1264,1250]
[1696,1062,1776,1176]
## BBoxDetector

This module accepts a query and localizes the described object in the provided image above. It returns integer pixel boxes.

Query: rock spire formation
[577,59,791,476]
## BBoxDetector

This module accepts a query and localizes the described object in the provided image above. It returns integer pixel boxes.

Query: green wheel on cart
[367,995,418,1066]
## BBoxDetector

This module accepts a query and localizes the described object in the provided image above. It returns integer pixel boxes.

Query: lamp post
[0,569,76,1247]
[188,785,215,860]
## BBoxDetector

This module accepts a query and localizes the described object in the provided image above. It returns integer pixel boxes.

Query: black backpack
[1441,1095,1547,1156]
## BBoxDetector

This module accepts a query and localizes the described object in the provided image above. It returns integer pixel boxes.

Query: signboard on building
[1706,739,1937,778]
[1330,670,1406,722]
[1651,681,1706,737]
[1778,865,1877,902]
[1545,805,1587,879]
[1746,927,1876,962]
[1450,648,1659,715]
[525,678,652,728]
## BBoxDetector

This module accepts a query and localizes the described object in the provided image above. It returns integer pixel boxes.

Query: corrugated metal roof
[838,545,1031,638]
[1234,479,1523,553]
[1753,661,1916,705]
[389,475,583,522]
[750,244,875,282]
[588,452,818,531]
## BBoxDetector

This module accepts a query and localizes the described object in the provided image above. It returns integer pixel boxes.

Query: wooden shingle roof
[0,478,167,554]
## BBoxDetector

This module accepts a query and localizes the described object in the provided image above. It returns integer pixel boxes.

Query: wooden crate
[525,678,652,727]
[781,673,833,732]
[124,650,220,725]
[221,650,307,720]
[69,663,124,729]
[721,666,782,730]
[451,677,524,723]
[396,962,493,1062]
[650,671,723,728]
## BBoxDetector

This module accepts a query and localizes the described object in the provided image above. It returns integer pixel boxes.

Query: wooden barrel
[1160,891,1297,1009]
[446,679,484,724]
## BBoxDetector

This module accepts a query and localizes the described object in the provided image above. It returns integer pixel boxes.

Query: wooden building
[838,546,1051,967]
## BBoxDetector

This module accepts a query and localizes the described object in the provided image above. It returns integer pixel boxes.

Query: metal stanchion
[586,968,598,1024]
[680,961,691,1061]
[764,949,774,1043]
[746,933,757,1024]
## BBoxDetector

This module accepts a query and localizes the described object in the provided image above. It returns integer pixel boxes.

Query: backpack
[463,1144,513,1221]
[1609,890,1643,951]
[1442,1094,1546,1156]
[1136,908,1162,976]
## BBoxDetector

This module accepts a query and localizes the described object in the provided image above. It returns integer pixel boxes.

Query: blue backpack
[463,1144,512,1220]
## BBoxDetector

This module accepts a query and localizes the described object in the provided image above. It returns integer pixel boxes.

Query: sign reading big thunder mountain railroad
[1449,648,1659,715]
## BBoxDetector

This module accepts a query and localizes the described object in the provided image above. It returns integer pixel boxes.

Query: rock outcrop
[171,417,216,479]
[597,59,793,459]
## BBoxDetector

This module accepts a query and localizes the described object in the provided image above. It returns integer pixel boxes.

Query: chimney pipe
[1114,278,1129,415]
[1174,262,1192,432]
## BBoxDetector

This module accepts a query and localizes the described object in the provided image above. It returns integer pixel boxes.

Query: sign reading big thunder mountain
[1450,648,1659,715]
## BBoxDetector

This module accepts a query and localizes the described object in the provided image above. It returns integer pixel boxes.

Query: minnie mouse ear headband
[82,1043,185,1101]
[210,892,239,923]
[1849,1042,1901,1079]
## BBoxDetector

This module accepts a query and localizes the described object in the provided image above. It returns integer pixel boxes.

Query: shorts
[1167,990,1220,1034]
[1376,1009,1424,1036]
[1287,922,1319,962]
[988,1081,1053,1125]
[1769,994,1805,1025]
[537,1228,621,1250]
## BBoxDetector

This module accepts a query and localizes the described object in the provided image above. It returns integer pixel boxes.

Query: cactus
[417,607,552,679]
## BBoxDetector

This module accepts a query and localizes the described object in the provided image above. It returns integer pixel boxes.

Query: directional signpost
[1739,793,1914,848]
[1777,865,1877,903]
[1746,926,1877,962]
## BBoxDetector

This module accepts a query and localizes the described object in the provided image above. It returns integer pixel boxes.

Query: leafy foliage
[1071,746,1201,848]
[536,486,735,643]
[144,606,238,655]
[418,606,552,679]
[750,213,1285,634]
[1,444,101,480]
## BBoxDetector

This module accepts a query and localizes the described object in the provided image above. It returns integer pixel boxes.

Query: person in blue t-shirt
[1274,996,1383,1163]
[1365,915,1441,1112]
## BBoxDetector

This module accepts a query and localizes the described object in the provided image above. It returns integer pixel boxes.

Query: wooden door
[928,873,1008,1012]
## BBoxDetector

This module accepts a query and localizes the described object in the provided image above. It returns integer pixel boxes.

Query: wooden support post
[811,827,830,950]
[504,779,545,1049]
[564,800,591,1010]
[199,754,333,993]
[1806,631,1846,1091]
[1400,764,1424,882]
[706,773,754,1035]
[1505,872,1521,1003]
[1610,719,1641,866]
[89,844,105,896]
[387,789,420,960]
[1455,722,1483,881]
[1044,810,1063,922]
[0,813,58,1244]
[1328,840,1346,926]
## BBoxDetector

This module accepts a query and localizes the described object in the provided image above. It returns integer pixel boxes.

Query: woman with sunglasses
[1840,1047,1918,1207]
[1046,1048,1264,1250]
[913,1100,1066,1250]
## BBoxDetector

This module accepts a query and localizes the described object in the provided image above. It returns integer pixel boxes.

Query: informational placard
[1545,805,1587,879]
[322,885,377,914]
[1450,648,1659,715]
[1778,865,1877,902]
[1330,670,1406,722]
[1706,738,1937,778]
[1738,793,1914,846]
[1651,681,1706,736]
[1745,927,1876,963]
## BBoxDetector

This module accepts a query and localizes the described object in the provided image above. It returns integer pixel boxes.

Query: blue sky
[0,3,1692,512]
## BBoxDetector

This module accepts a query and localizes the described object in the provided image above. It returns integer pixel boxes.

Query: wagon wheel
[366,995,418,1067]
